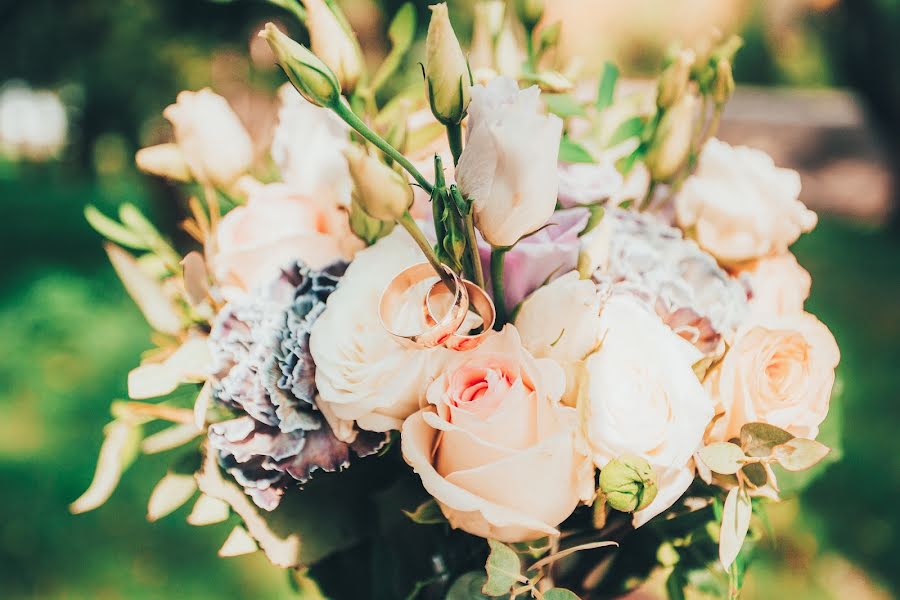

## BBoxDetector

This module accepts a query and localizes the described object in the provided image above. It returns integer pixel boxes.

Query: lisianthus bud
[599,455,658,513]
[135,143,192,182]
[515,0,544,30]
[425,3,472,125]
[349,196,395,245]
[540,21,562,48]
[646,93,697,182]
[345,145,413,221]
[260,23,341,107]
[302,0,364,93]
[712,59,735,106]
[657,49,695,110]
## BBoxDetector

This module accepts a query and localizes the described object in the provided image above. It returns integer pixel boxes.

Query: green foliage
[559,137,594,164]
[595,62,620,110]
[402,498,446,525]
[482,540,521,596]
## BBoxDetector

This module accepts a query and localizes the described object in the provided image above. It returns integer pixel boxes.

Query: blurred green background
[1,0,898,598]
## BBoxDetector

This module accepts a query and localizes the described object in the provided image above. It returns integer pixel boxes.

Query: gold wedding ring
[379,263,469,349]
[426,278,496,351]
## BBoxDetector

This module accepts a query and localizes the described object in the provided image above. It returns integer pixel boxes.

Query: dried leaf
[181,251,209,306]
[128,335,210,399]
[141,423,201,454]
[70,420,142,514]
[741,462,768,488]
[483,540,522,596]
[187,494,231,526]
[105,243,182,334]
[772,438,830,472]
[402,499,447,525]
[147,473,197,521]
[740,422,795,458]
[719,487,752,569]
[219,526,259,557]
[698,442,746,475]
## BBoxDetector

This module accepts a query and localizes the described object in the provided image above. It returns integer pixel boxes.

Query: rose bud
[645,92,697,182]
[657,49,695,110]
[425,3,472,125]
[514,0,544,31]
[599,455,659,513]
[135,143,192,182]
[344,145,413,221]
[348,196,395,245]
[302,0,364,93]
[260,23,341,108]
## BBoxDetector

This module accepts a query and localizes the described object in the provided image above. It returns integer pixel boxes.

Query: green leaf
[719,487,751,569]
[595,62,619,110]
[544,93,586,118]
[698,442,746,475]
[483,539,521,596]
[665,567,688,600]
[739,422,795,458]
[772,438,830,472]
[544,589,581,600]
[579,204,605,237]
[446,572,500,600]
[286,569,327,599]
[402,499,446,525]
[370,3,417,93]
[606,116,645,147]
[84,205,148,250]
[559,137,594,164]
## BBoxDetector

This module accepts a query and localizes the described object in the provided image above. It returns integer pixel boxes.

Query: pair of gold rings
[378,263,495,351]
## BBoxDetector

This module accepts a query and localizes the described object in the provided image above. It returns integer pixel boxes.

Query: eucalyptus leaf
[595,62,619,110]
[719,487,751,569]
[446,572,500,600]
[772,438,830,472]
[544,93,586,118]
[402,498,447,525]
[698,442,746,475]
[483,539,521,596]
[740,422,795,458]
[559,137,594,164]
[544,589,581,600]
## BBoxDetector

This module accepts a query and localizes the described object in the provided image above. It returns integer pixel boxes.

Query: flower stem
[332,98,434,195]
[450,185,484,290]
[490,246,509,328]
[398,211,455,290]
[446,122,463,166]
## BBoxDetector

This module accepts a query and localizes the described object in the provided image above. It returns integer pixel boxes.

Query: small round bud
[599,455,659,513]
[515,0,545,31]
[259,23,341,107]
[425,3,472,125]
[712,59,735,106]
[345,145,413,221]
[646,93,697,182]
[657,49,695,110]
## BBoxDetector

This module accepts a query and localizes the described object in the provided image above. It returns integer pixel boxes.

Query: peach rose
[736,253,811,318]
[706,312,839,441]
[401,327,594,542]
[213,183,357,292]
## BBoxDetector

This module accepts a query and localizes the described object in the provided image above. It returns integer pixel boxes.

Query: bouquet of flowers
[73,1,841,598]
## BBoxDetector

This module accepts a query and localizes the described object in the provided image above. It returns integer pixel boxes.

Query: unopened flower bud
[646,93,697,182]
[349,196,395,245]
[259,23,341,107]
[135,143,191,182]
[425,3,472,125]
[515,0,544,31]
[540,21,562,49]
[657,49,695,110]
[712,59,735,106]
[470,1,506,71]
[345,145,413,221]
[303,0,364,93]
[711,34,743,64]
[599,455,658,513]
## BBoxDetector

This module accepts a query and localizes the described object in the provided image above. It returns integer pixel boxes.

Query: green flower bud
[645,93,697,182]
[656,49,694,110]
[303,0,364,93]
[259,23,341,107]
[515,0,544,31]
[599,455,658,513]
[712,59,735,107]
[349,196,395,245]
[539,21,562,49]
[345,145,413,221]
[425,3,472,125]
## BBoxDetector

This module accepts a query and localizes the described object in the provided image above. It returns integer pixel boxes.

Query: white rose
[675,138,817,264]
[310,228,447,439]
[456,76,563,247]
[585,295,713,527]
[272,84,352,207]
[162,89,253,189]
[735,253,811,318]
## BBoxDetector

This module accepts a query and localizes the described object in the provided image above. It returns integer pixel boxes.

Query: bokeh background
[1,0,898,598]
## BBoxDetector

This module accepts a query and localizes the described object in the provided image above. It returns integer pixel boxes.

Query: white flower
[310,229,447,439]
[162,89,253,189]
[272,84,352,206]
[456,77,563,247]
[584,295,713,527]
[675,138,817,264]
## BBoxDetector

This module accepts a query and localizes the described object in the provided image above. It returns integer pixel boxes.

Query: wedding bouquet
[73,1,841,598]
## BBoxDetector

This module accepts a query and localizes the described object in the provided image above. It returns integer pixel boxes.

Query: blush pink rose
[401,326,593,542]
[213,183,358,292]
[706,312,840,441]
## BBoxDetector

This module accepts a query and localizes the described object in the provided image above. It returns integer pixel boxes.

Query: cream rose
[310,229,448,439]
[585,295,713,527]
[675,138,817,264]
[705,312,839,441]
[736,253,811,318]
[213,183,354,292]
[402,327,594,542]
[456,76,563,247]
[162,89,253,189]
